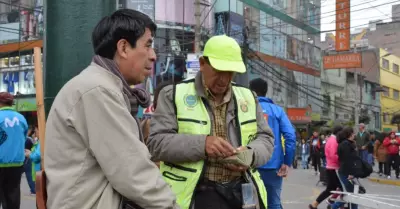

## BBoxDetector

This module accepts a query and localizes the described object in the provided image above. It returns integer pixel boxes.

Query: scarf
[92,55,151,117]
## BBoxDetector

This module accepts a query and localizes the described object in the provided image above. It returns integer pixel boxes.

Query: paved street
[282,168,400,209]
[13,169,400,209]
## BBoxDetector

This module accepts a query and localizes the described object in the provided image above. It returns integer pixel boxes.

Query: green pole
[44,0,116,117]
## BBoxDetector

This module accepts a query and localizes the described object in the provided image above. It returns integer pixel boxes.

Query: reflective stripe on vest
[159,80,267,209]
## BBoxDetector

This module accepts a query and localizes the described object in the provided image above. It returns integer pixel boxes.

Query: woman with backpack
[331,127,372,209]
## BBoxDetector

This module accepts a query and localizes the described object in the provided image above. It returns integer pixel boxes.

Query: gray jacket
[44,63,178,209]
[147,73,274,167]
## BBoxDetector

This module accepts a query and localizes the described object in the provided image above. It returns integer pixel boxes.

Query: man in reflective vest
[147,35,275,209]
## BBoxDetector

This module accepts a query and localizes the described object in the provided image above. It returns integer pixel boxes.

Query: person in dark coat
[355,123,370,162]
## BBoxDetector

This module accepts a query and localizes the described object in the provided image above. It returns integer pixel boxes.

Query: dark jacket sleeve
[338,142,355,176]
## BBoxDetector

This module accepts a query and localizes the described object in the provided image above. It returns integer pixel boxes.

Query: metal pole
[194,0,201,53]
[354,47,359,127]
[44,0,116,116]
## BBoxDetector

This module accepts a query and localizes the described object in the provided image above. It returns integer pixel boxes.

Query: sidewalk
[367,164,400,186]
[368,175,400,186]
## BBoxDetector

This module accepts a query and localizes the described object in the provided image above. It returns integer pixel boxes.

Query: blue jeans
[23,159,35,194]
[331,174,358,209]
[259,169,283,209]
[301,154,309,169]
[367,153,374,166]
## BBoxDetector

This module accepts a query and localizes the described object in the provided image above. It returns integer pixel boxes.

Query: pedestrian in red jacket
[382,131,400,179]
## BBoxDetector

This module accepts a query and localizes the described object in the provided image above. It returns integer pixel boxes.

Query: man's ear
[199,57,206,72]
[116,39,129,59]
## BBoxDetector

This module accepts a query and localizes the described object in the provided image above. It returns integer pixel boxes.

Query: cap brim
[208,57,246,73]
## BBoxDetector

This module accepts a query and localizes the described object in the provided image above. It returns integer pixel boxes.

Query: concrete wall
[368,21,400,57]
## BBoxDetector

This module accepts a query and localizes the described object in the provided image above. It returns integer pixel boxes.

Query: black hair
[249,78,268,97]
[337,127,354,144]
[332,125,343,135]
[92,9,157,59]
[153,81,173,109]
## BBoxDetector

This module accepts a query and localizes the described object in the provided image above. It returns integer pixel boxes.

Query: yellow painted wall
[380,48,400,132]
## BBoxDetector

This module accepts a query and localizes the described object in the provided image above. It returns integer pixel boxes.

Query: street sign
[186,53,202,79]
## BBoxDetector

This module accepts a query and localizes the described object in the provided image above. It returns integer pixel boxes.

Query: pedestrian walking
[24,127,36,195]
[309,126,343,209]
[0,92,29,209]
[310,131,322,175]
[383,131,400,179]
[331,127,360,209]
[44,9,178,209]
[301,139,310,169]
[250,78,296,209]
[24,127,41,184]
[147,35,275,209]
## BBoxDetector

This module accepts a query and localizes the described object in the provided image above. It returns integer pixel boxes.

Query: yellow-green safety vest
[159,79,267,209]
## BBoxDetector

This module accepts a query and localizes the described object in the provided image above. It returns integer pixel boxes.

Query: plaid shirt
[202,79,242,182]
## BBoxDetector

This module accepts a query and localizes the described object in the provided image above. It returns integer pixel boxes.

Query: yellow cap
[203,35,246,73]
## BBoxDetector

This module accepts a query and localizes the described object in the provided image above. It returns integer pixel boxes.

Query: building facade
[321,27,382,131]
[0,0,43,124]
[380,48,400,132]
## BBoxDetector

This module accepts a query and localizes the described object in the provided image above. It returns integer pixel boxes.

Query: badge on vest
[240,100,248,112]
[184,94,198,108]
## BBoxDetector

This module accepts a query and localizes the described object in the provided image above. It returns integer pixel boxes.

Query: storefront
[287,106,312,140]
[0,51,36,96]
[15,97,37,125]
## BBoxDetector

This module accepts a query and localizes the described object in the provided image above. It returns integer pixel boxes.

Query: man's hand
[224,146,252,172]
[205,136,236,158]
[361,146,366,150]
[277,164,289,177]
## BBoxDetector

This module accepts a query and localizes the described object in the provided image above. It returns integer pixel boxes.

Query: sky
[320,0,400,40]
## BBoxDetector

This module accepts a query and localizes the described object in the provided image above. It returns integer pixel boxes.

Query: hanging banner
[323,53,362,69]
[335,0,350,51]
[126,0,155,21]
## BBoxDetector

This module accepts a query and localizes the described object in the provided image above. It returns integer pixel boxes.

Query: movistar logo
[4,117,20,128]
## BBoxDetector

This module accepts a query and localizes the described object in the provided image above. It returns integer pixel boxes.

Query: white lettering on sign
[4,117,20,128]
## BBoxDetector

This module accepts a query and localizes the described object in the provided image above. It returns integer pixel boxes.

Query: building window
[382,58,389,69]
[382,86,390,97]
[383,113,389,124]
[375,111,380,129]
[394,89,400,99]
[393,63,399,74]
